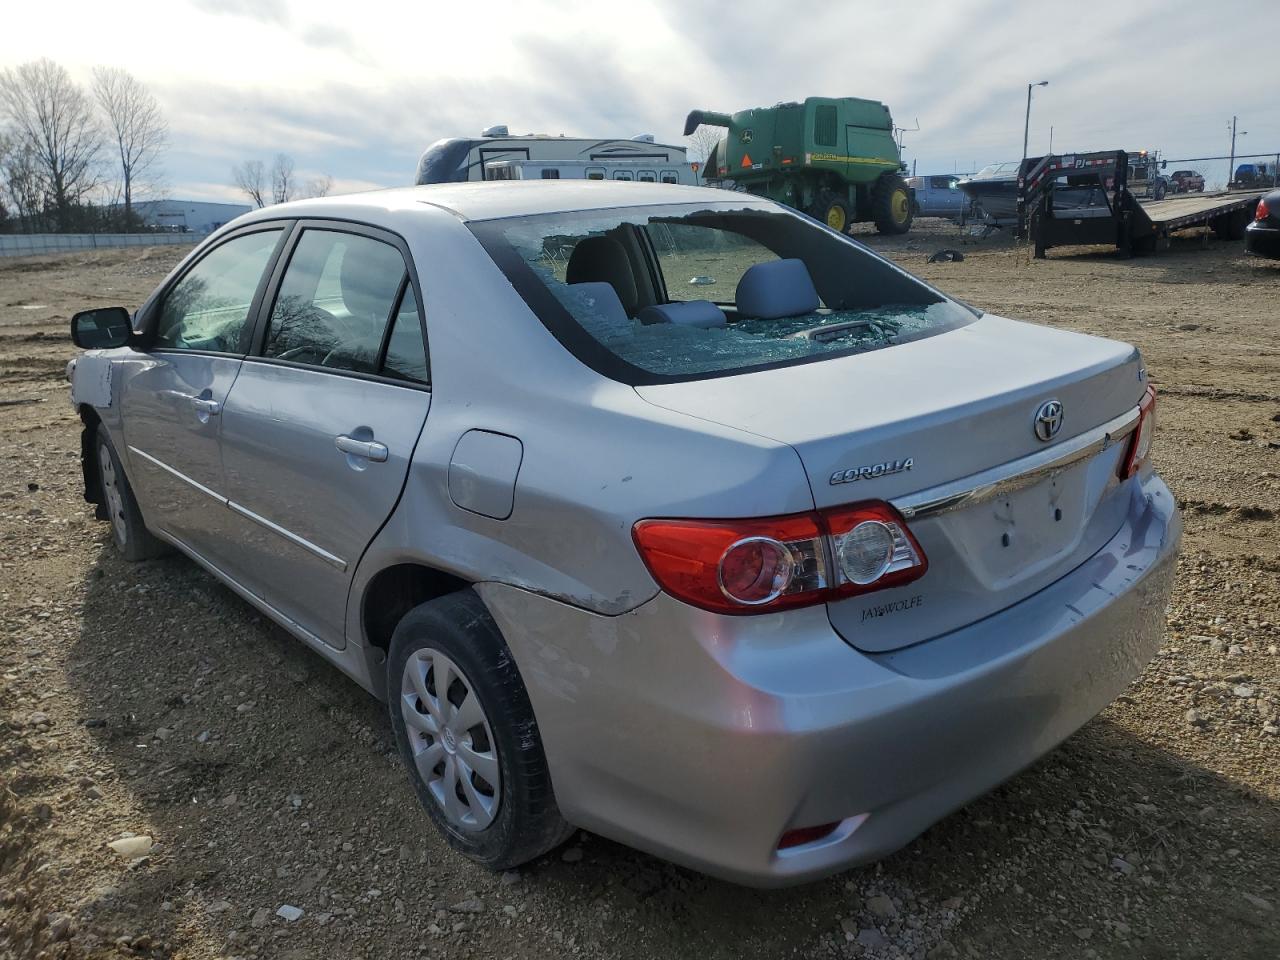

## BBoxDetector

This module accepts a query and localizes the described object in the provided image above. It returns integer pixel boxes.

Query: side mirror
[71,307,132,349]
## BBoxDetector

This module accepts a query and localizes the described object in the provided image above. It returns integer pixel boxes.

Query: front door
[119,226,288,570]
[217,225,432,648]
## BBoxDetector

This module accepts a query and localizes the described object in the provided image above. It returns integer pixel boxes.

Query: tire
[94,424,166,561]
[871,173,913,234]
[809,190,853,233]
[387,589,573,870]
[1152,180,1167,201]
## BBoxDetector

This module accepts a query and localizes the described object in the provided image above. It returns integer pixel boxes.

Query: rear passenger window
[263,230,407,375]
[381,286,428,385]
[646,221,778,303]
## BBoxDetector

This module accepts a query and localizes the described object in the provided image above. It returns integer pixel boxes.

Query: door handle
[335,435,388,463]
[191,398,222,416]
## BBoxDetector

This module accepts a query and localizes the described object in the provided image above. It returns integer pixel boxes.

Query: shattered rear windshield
[469,202,976,385]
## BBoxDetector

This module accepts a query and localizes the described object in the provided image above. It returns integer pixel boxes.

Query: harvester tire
[872,173,913,235]
[810,192,853,233]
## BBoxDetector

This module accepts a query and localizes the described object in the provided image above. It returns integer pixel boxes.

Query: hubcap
[892,189,910,223]
[400,648,500,831]
[98,443,127,544]
[826,205,847,231]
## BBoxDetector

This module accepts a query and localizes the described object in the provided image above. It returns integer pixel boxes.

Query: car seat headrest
[734,258,820,320]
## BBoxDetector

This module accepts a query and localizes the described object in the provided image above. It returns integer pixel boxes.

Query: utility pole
[1049,125,1054,154]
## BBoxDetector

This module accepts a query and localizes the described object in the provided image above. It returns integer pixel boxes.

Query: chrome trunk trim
[892,405,1141,521]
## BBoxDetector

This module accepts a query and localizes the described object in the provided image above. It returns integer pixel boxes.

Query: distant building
[133,199,252,234]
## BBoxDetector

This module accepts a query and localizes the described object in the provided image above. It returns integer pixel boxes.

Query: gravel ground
[1,225,1278,959]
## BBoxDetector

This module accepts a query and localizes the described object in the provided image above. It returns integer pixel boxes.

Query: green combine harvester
[684,97,913,234]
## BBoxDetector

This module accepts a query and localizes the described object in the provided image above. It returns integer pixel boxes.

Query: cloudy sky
[3,0,1277,202]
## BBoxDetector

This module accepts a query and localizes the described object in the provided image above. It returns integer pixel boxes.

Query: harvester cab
[684,97,913,234]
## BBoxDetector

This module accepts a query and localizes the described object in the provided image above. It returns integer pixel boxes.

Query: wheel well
[361,563,471,655]
[78,405,105,514]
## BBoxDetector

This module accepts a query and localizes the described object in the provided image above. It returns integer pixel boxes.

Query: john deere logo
[740,129,753,144]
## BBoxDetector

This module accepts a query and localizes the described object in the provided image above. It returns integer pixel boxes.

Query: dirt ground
[1,222,1278,960]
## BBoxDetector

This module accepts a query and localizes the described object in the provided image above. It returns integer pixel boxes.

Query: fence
[0,232,206,258]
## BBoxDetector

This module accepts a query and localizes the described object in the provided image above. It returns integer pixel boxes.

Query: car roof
[235,181,761,226]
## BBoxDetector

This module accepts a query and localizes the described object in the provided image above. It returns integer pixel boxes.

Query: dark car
[1169,170,1205,193]
[1245,190,1280,259]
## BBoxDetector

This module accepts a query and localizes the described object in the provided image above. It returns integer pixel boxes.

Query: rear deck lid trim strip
[891,405,1140,521]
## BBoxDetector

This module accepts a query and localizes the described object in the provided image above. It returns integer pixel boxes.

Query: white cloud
[1,0,1276,198]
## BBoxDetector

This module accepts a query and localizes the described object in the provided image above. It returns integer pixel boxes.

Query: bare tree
[686,124,723,183]
[302,174,333,199]
[270,153,294,204]
[92,66,166,231]
[233,159,266,208]
[0,59,102,231]
[1,135,44,228]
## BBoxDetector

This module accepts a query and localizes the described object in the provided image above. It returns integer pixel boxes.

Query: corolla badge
[830,457,913,485]
[1033,399,1064,441]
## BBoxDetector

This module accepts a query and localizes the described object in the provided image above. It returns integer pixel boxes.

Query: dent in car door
[118,227,287,568]
[216,226,432,649]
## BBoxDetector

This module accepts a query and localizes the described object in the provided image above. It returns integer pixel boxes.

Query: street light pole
[1228,116,1247,188]
[1017,81,1048,239]
[1022,81,1049,170]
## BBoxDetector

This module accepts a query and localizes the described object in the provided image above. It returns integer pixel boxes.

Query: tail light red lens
[777,822,840,850]
[1121,385,1157,479]
[1257,198,1270,222]
[633,501,927,615]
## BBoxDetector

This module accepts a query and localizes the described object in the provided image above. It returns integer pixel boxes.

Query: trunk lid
[635,314,1146,652]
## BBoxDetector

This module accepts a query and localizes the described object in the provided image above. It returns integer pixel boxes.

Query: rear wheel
[810,191,852,233]
[387,590,573,870]
[94,425,166,561]
[871,173,913,234]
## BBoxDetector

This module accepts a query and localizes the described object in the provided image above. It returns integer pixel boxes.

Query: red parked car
[1169,170,1205,193]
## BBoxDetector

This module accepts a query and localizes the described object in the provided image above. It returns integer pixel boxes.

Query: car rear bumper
[478,472,1180,886]
[1245,221,1280,259]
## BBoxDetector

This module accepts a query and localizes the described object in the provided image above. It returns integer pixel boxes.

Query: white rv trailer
[415,125,690,185]
[481,158,697,186]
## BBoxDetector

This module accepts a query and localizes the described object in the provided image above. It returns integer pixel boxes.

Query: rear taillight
[1257,198,1271,222]
[633,501,927,615]
[1121,385,1157,479]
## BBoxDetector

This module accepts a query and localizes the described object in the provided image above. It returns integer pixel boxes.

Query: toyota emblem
[1033,399,1064,441]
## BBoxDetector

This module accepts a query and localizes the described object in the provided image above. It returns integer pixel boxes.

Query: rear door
[119,225,289,570]
[216,223,432,649]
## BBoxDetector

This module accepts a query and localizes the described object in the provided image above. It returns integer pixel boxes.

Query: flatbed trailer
[1017,150,1263,258]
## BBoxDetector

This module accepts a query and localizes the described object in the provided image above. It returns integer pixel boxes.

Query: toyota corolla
[66,182,1179,886]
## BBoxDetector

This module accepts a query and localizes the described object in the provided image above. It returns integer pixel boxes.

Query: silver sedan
[67,182,1180,886]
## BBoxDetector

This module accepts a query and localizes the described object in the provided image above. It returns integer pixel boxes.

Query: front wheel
[94,425,166,561]
[387,590,573,870]
[871,173,913,234]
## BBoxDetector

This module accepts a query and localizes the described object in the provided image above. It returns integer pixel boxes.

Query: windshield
[469,202,976,385]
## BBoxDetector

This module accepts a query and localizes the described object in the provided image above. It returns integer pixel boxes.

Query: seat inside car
[734,258,820,320]
[566,236,640,316]
[636,300,726,329]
